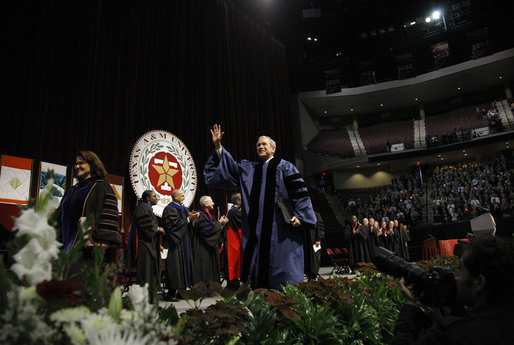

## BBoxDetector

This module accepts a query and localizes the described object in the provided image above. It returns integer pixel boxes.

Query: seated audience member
[392,236,514,345]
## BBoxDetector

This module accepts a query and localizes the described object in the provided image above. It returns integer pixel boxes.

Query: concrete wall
[333,169,396,189]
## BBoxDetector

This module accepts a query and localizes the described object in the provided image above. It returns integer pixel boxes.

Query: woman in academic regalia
[54,150,121,276]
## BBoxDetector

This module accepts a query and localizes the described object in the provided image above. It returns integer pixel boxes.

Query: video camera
[372,246,456,307]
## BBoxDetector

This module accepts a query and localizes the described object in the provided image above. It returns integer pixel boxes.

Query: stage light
[425,17,431,23]
[410,21,416,26]
[432,10,441,20]
[307,37,312,41]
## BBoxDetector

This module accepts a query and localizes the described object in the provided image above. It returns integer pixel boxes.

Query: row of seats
[307,129,355,158]
[307,100,498,158]
[326,247,352,274]
[359,120,415,154]
[425,103,490,137]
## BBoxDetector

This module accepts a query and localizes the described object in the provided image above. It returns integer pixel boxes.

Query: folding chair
[326,248,351,275]
[334,247,352,274]
[423,237,439,260]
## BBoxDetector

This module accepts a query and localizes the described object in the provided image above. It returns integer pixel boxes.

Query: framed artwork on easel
[38,161,68,203]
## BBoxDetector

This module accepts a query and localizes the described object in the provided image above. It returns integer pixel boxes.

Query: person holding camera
[392,236,514,345]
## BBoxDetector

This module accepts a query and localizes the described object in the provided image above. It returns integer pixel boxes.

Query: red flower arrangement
[36,279,83,304]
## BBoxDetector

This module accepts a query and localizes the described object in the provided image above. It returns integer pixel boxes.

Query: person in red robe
[224,192,243,290]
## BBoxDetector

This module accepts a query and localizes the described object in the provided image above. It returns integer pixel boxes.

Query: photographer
[392,236,514,345]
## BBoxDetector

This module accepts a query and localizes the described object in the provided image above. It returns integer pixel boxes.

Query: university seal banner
[129,130,197,217]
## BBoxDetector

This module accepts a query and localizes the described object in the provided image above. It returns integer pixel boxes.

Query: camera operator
[392,236,514,345]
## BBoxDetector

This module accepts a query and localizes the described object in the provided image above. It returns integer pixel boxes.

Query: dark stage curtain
[1,0,293,218]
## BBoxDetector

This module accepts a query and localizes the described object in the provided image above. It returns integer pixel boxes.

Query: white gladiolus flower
[38,180,61,218]
[13,239,40,267]
[64,323,87,345]
[10,177,62,286]
[11,261,52,286]
[11,240,53,285]
[13,208,48,237]
[50,306,91,326]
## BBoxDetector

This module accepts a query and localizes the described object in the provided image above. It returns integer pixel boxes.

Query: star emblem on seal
[152,155,180,189]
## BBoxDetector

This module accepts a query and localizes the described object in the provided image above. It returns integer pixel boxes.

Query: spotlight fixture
[432,10,441,20]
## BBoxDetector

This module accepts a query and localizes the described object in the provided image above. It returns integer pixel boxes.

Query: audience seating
[425,103,489,139]
[359,119,415,154]
[307,129,355,158]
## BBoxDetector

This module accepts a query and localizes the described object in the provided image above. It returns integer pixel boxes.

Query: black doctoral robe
[54,178,121,278]
[162,202,193,290]
[191,209,223,285]
[398,226,410,261]
[350,222,370,266]
[304,211,325,278]
[129,203,161,293]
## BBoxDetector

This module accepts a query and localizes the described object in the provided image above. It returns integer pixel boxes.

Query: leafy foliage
[179,300,250,345]
[416,255,460,272]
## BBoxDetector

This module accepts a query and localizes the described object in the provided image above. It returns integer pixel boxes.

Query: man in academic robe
[191,195,228,285]
[382,220,394,251]
[128,190,164,297]
[304,211,325,280]
[161,189,199,300]
[349,215,370,267]
[204,124,316,289]
[399,223,410,261]
[225,192,243,290]
[391,220,402,255]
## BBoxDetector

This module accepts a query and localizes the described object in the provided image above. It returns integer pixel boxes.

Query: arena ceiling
[233,0,514,94]
[299,49,514,118]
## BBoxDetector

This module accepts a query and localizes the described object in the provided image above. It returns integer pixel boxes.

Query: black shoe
[163,293,179,302]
